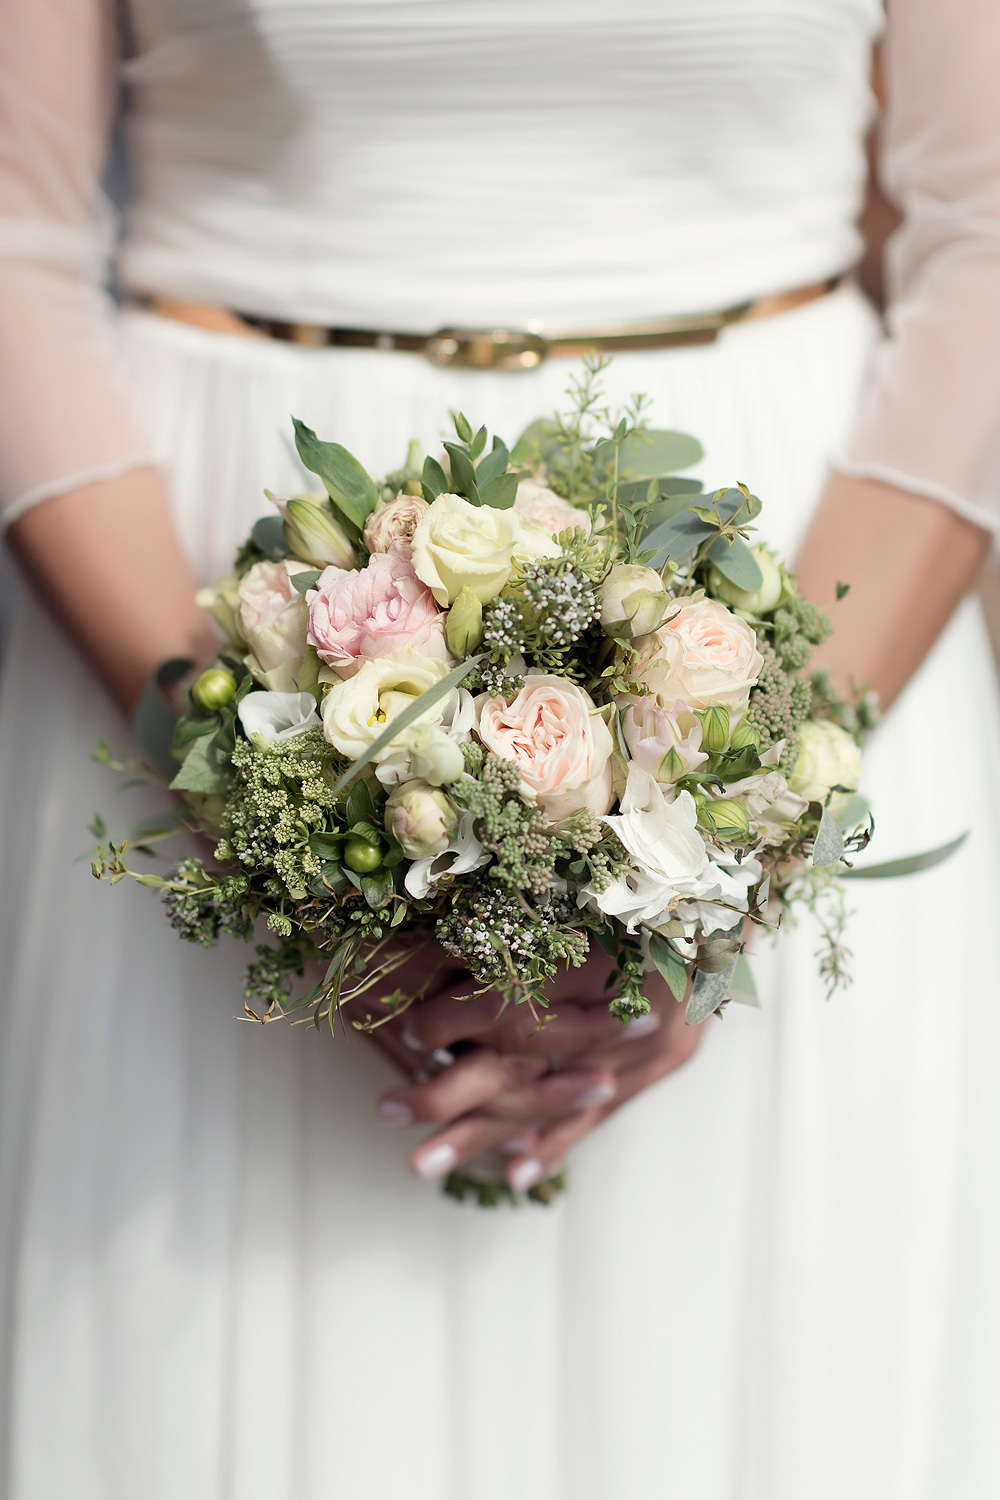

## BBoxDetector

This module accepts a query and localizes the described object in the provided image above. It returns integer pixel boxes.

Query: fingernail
[414,1143,457,1180]
[378,1097,415,1128]
[510,1158,544,1192]
[401,1017,423,1051]
[623,1012,662,1040]
[575,1079,617,1107]
[500,1131,536,1155]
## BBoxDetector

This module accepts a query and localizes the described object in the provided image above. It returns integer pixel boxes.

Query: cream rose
[476,673,614,822]
[411,492,519,606]
[238,560,313,693]
[514,480,587,537]
[512,518,562,566]
[636,597,764,713]
[789,720,863,815]
[321,650,453,763]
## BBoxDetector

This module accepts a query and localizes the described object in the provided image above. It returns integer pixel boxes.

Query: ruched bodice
[118,0,882,328]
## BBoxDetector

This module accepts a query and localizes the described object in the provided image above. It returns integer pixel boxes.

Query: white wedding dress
[4,3,1000,1497]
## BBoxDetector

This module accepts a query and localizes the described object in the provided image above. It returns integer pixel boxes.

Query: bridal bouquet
[95,362,901,1055]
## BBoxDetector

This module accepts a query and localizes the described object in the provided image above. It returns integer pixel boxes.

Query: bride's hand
[359,947,706,1191]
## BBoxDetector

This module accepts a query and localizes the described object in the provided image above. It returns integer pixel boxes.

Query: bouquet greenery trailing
[93,359,960,1201]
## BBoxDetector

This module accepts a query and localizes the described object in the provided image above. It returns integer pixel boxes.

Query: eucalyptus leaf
[686,952,738,1024]
[615,429,704,477]
[812,806,846,867]
[840,831,968,880]
[706,533,765,592]
[640,510,715,569]
[290,568,323,595]
[292,418,379,530]
[477,472,518,510]
[331,655,484,795]
[730,953,760,1007]
[647,932,690,1003]
[442,443,479,501]
[509,418,561,466]
[251,515,288,560]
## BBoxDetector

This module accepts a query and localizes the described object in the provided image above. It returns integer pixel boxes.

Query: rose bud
[190,667,237,712]
[698,704,730,754]
[445,585,484,658]
[195,574,245,647]
[385,780,458,859]
[708,546,784,616]
[364,493,430,554]
[599,563,667,637]
[282,496,356,570]
[405,725,466,786]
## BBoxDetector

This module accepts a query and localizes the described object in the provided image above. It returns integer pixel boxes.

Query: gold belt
[141,277,841,371]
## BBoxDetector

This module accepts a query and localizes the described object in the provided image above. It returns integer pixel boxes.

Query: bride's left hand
[364,949,706,1192]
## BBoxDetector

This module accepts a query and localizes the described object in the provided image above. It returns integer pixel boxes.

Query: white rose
[238,560,314,693]
[635,597,764,713]
[321,650,453,763]
[581,765,761,935]
[411,492,519,606]
[514,480,588,537]
[600,563,668,638]
[789,720,863,815]
[238,690,321,745]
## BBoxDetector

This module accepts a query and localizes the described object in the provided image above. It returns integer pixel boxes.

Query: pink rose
[636,598,763,712]
[514,480,588,537]
[364,494,430,554]
[621,698,708,782]
[476,674,615,823]
[307,545,450,677]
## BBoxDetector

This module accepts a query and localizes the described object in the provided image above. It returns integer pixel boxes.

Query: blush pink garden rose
[364,493,430,554]
[307,545,450,677]
[514,480,588,537]
[636,597,764,713]
[476,673,615,823]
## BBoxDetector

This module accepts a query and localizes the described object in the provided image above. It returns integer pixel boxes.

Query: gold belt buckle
[424,327,549,371]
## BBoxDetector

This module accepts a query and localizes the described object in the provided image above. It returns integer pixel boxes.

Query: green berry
[191,667,237,712]
[344,838,382,873]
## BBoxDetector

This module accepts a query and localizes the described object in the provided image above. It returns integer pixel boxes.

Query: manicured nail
[510,1158,544,1192]
[575,1079,617,1107]
[623,1012,662,1040]
[401,1017,424,1052]
[500,1131,536,1155]
[378,1097,415,1128]
[414,1143,457,1180]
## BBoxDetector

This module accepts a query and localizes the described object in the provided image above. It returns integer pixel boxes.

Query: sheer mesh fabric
[1,0,999,538]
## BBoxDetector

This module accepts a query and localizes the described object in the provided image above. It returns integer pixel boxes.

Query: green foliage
[292,418,379,531]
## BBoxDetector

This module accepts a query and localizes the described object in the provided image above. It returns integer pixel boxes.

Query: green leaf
[640,510,715,569]
[361,869,393,909]
[617,429,703,477]
[92,741,113,765]
[477,472,518,510]
[443,442,479,501]
[309,831,344,860]
[331,655,484,796]
[476,438,510,487]
[840,831,968,880]
[730,953,760,1007]
[347,822,383,847]
[290,568,323,594]
[647,932,690,1003]
[470,425,488,461]
[346,779,377,825]
[169,733,231,794]
[686,950,739,1024]
[812,806,846,867]
[835,580,851,600]
[711,744,763,782]
[251,515,289,560]
[452,410,473,443]
[706,533,764,592]
[293,418,379,531]
[509,418,561,466]
[422,456,449,500]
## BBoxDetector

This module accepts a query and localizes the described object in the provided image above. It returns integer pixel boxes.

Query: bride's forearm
[8,467,217,715]
[794,472,989,712]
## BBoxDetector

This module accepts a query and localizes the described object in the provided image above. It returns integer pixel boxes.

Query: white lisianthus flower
[580,765,761,934]
[411,492,519,606]
[789,720,863,816]
[321,650,453,764]
[404,809,490,899]
[238,690,321,745]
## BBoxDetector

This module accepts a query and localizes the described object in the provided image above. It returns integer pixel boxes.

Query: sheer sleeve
[0,0,156,528]
[836,0,1000,542]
